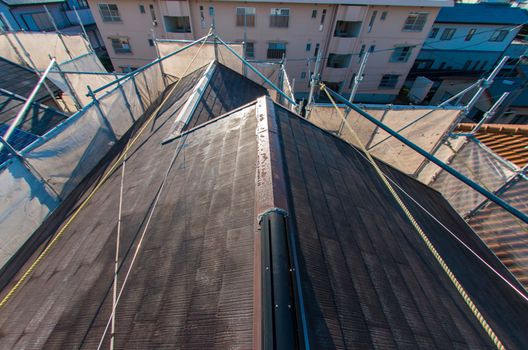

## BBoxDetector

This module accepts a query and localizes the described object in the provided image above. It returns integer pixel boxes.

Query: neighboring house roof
[1,62,527,349]
[0,57,61,102]
[436,3,528,25]
[0,0,64,6]
[457,123,528,168]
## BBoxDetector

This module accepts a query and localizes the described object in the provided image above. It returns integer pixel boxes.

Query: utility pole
[349,51,369,104]
[306,50,321,119]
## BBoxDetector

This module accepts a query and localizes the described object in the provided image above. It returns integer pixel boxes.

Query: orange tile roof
[457,123,528,168]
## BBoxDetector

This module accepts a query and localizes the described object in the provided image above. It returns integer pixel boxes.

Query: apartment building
[88,0,451,102]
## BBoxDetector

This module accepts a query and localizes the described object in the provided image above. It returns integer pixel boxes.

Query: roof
[436,3,528,25]
[457,123,528,168]
[1,62,527,349]
[0,57,61,102]
[0,0,64,6]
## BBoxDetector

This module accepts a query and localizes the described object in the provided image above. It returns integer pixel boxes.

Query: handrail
[213,34,297,106]
[323,85,528,225]
[90,33,212,95]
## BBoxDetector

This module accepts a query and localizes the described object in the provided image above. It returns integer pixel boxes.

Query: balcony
[65,8,95,26]
[267,48,286,59]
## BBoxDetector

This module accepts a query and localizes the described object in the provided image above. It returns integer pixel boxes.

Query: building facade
[411,3,527,77]
[88,0,451,103]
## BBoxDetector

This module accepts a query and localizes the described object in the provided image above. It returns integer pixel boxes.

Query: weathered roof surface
[1,63,527,349]
[182,63,267,131]
[457,123,528,168]
[0,57,61,102]
[274,104,528,349]
[436,3,528,25]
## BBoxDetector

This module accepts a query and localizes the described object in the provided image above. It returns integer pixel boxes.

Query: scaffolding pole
[414,56,510,177]
[50,55,83,110]
[349,51,369,104]
[152,30,168,88]
[73,6,94,53]
[471,92,509,134]
[306,51,322,119]
[0,27,63,110]
[1,59,56,154]
[43,5,73,60]
[323,85,528,225]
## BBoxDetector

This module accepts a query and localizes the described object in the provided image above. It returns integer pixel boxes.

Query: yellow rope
[320,84,505,350]
[0,30,213,310]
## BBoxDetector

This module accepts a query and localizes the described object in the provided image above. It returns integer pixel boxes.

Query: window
[148,38,154,47]
[334,21,361,38]
[164,16,191,33]
[403,12,428,32]
[120,66,138,73]
[327,53,352,68]
[369,45,375,53]
[381,11,387,21]
[236,7,256,27]
[30,13,54,31]
[463,60,472,70]
[270,8,289,28]
[440,28,456,40]
[321,9,326,24]
[490,30,508,42]
[99,4,120,22]
[110,37,131,53]
[139,5,145,13]
[149,4,157,25]
[314,43,320,57]
[390,46,412,63]
[200,5,205,28]
[306,43,311,51]
[267,42,286,59]
[379,74,399,89]
[465,28,476,41]
[429,28,439,39]
[245,42,254,58]
[348,73,356,89]
[413,59,434,70]
[311,9,317,18]
[368,10,377,32]
[358,44,365,62]
[77,0,88,8]
[301,71,307,79]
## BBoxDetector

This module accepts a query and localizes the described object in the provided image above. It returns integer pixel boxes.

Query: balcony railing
[267,48,286,59]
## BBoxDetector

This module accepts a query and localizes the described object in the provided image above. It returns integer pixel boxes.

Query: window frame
[245,42,255,58]
[390,46,412,63]
[440,28,456,41]
[429,28,439,39]
[379,74,400,89]
[489,30,508,42]
[236,7,256,27]
[110,36,131,54]
[465,28,476,41]
[402,12,428,32]
[267,41,286,59]
[270,8,290,28]
[99,3,121,22]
